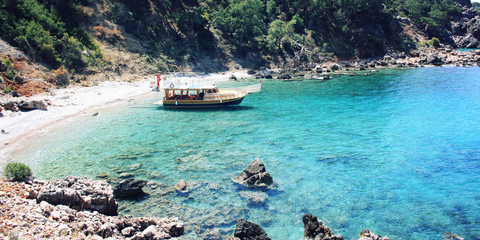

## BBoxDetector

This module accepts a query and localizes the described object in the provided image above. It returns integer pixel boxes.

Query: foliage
[0,0,465,67]
[0,0,104,71]
[4,162,32,182]
[430,37,441,48]
[396,0,459,35]
[210,0,266,48]
[3,87,11,93]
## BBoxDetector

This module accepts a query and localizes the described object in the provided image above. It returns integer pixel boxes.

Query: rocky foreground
[0,177,183,239]
[0,161,467,240]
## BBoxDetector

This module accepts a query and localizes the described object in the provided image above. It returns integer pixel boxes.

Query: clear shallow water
[9,67,480,239]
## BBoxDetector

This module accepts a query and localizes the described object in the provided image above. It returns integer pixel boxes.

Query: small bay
[9,67,480,239]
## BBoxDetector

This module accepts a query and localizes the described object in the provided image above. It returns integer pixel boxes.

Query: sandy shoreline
[0,71,249,164]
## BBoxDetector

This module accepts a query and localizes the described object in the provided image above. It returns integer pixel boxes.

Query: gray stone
[175,179,187,191]
[234,219,270,240]
[18,100,48,111]
[113,179,147,198]
[303,213,343,240]
[142,225,157,238]
[37,176,118,216]
[233,159,275,188]
[121,226,135,237]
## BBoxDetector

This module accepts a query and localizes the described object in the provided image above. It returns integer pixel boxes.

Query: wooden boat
[161,84,260,109]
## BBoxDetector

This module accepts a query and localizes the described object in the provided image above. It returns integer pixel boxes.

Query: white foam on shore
[0,71,249,163]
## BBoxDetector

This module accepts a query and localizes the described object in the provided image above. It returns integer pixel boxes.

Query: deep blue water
[9,67,480,239]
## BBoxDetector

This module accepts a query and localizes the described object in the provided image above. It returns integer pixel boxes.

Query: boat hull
[163,97,245,109]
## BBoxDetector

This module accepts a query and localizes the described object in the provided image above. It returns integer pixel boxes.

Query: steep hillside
[0,0,479,95]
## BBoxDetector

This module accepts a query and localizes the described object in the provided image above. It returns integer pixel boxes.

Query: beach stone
[113,179,147,198]
[37,176,118,216]
[233,159,275,188]
[4,101,19,112]
[121,226,135,236]
[18,100,48,111]
[142,225,157,238]
[175,179,187,191]
[277,74,292,79]
[234,219,270,240]
[303,213,343,240]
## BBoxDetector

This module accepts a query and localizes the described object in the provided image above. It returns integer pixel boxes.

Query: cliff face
[1,0,480,90]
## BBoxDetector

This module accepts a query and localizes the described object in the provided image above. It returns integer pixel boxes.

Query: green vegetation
[4,162,32,182]
[0,0,104,72]
[0,0,463,68]
[394,0,460,37]
[430,37,441,48]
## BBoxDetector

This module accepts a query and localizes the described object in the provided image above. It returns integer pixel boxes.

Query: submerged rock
[234,219,271,240]
[443,232,464,240]
[239,191,268,206]
[113,179,147,198]
[175,179,187,191]
[233,159,276,188]
[36,176,118,216]
[303,213,343,240]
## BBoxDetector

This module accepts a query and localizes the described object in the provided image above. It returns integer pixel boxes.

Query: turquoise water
[9,67,480,239]
[457,48,479,52]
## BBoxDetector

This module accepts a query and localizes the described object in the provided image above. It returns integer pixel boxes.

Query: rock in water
[443,232,464,240]
[113,179,147,198]
[175,179,187,191]
[234,219,270,240]
[37,176,118,216]
[358,229,389,240]
[233,159,275,188]
[303,213,343,240]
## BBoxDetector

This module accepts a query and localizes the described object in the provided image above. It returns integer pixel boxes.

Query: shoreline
[0,71,250,165]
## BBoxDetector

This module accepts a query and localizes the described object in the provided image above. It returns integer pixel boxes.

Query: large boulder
[303,213,343,240]
[113,179,147,198]
[37,176,118,216]
[18,100,48,111]
[233,159,275,188]
[234,219,270,240]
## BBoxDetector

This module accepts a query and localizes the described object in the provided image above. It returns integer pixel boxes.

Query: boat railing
[204,90,247,101]
[224,83,261,93]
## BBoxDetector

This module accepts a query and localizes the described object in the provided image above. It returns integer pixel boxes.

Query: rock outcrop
[233,219,270,240]
[113,178,147,198]
[233,159,275,188]
[0,178,184,239]
[303,213,343,240]
[36,176,118,216]
[357,229,390,240]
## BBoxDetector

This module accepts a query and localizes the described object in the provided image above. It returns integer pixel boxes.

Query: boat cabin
[164,87,219,101]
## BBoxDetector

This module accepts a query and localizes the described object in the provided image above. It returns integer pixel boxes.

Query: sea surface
[9,67,480,240]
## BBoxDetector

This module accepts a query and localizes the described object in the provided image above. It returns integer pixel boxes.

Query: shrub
[4,163,32,182]
[430,37,440,48]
